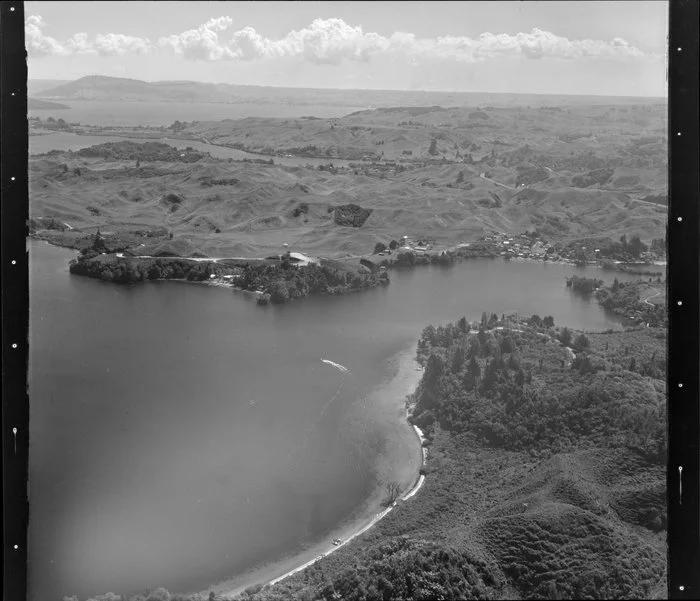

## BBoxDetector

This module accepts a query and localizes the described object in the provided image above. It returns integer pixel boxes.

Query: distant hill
[35,75,668,107]
[28,79,72,96]
[28,98,70,110]
[35,75,235,103]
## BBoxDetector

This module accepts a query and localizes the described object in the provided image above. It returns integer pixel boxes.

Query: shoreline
[203,344,426,600]
[29,235,665,277]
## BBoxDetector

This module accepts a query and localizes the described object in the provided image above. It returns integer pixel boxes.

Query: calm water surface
[29,100,367,127]
[29,240,639,599]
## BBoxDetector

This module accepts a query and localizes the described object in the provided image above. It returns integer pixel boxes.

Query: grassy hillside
[30,104,666,259]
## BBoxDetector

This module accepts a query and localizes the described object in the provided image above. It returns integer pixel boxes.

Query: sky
[24,1,668,97]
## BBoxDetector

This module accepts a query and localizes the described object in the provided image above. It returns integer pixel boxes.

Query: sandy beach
[201,344,426,600]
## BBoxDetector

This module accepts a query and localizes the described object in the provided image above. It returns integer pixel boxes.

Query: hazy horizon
[26,1,668,97]
[29,74,668,100]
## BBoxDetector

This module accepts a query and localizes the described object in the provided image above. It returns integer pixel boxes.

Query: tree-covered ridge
[68,252,388,305]
[566,275,603,294]
[295,538,500,601]
[411,316,666,463]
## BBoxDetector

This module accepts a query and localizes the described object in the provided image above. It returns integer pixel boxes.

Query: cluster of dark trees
[245,260,388,304]
[77,141,207,163]
[333,204,373,227]
[38,116,72,130]
[566,275,603,294]
[410,316,666,462]
[69,254,232,284]
[379,243,498,268]
[591,233,649,261]
[198,176,240,187]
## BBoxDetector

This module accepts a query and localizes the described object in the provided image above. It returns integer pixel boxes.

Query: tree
[559,327,572,346]
[543,315,555,328]
[385,481,401,505]
[574,334,590,350]
[528,314,543,328]
[452,345,465,372]
[457,316,469,333]
[456,170,465,184]
[389,239,399,250]
[629,234,647,258]
[629,357,637,372]
[468,356,481,379]
[481,359,499,392]
[428,139,438,155]
[501,336,514,354]
[374,242,387,254]
[269,282,290,304]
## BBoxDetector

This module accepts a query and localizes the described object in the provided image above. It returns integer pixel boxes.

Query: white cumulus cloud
[25,15,153,57]
[25,15,69,56]
[158,16,235,60]
[95,34,153,56]
[28,14,648,65]
[159,17,647,65]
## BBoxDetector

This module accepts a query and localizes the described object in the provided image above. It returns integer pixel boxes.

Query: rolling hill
[29,107,667,258]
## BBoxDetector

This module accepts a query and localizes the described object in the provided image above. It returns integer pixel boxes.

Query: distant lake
[30,132,357,168]
[28,100,368,127]
[29,239,641,600]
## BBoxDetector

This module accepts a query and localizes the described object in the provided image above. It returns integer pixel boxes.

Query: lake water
[29,100,368,128]
[29,239,638,600]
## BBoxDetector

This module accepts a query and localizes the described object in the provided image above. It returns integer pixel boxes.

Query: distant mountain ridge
[34,75,667,107]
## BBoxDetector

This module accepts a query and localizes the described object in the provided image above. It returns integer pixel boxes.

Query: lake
[28,100,369,128]
[29,239,639,600]
[29,132,356,169]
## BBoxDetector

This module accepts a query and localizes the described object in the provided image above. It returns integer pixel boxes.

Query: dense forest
[410,316,666,462]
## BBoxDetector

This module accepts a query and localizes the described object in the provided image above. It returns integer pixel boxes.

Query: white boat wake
[321,358,349,373]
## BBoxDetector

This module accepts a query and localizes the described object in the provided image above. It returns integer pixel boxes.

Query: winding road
[643,289,662,306]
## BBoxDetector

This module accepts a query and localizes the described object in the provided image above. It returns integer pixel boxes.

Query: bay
[28,239,639,600]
